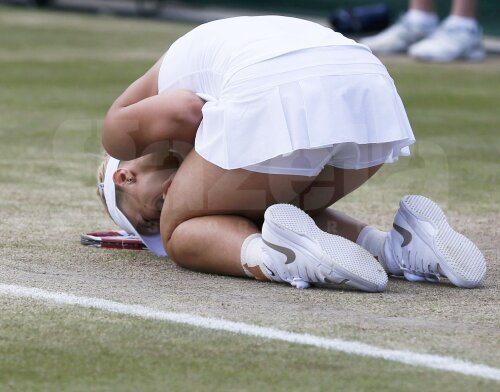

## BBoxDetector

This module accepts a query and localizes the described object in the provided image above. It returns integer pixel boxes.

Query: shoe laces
[285,261,326,289]
[400,249,441,282]
[262,260,314,288]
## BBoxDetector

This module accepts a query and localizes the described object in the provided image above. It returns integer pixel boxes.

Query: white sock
[240,233,275,281]
[442,15,479,32]
[356,226,390,272]
[405,9,439,28]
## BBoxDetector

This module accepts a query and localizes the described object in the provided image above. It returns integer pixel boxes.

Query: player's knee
[161,213,186,260]
[163,220,193,266]
[160,192,191,242]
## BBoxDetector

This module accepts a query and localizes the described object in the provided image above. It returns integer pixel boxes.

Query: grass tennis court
[0,5,499,391]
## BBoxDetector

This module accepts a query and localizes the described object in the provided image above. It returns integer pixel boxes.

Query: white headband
[102,157,167,257]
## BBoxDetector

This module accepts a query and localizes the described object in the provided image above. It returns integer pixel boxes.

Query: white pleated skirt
[194,45,415,177]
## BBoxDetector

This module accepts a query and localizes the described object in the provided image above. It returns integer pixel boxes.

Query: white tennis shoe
[360,14,436,54]
[409,23,485,62]
[262,204,388,292]
[384,195,487,288]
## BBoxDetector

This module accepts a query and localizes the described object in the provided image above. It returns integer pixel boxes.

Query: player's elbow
[178,92,204,129]
[101,110,139,161]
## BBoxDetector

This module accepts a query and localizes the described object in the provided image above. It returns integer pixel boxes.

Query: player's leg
[161,148,321,285]
[160,149,318,244]
[315,206,487,289]
[293,166,488,288]
[161,150,388,292]
[307,200,487,289]
[290,164,389,273]
[294,163,382,241]
[166,214,258,277]
[312,209,366,243]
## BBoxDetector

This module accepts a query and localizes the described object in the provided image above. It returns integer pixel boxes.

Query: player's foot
[384,195,487,288]
[359,13,436,54]
[262,204,388,292]
[408,20,485,62]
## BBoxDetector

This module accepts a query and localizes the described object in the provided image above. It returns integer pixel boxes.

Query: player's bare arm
[101,57,203,161]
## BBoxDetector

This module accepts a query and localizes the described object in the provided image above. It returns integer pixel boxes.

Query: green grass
[386,63,500,210]
[1,298,497,392]
[0,5,498,391]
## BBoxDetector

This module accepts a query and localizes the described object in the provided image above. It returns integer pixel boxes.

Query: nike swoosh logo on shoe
[393,223,412,247]
[262,263,276,277]
[262,239,296,264]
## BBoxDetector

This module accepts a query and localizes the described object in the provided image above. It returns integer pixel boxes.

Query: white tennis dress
[158,16,415,176]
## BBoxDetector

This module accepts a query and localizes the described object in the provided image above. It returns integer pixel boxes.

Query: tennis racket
[80,230,147,251]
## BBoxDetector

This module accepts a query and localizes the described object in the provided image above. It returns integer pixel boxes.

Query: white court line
[1,283,499,382]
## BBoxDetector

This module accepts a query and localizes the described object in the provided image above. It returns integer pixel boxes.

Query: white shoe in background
[409,20,485,62]
[360,13,437,54]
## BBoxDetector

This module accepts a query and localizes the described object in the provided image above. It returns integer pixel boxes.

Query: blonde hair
[96,153,113,220]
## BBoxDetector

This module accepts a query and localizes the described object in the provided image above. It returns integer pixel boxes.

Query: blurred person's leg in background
[409,0,484,61]
[360,0,484,62]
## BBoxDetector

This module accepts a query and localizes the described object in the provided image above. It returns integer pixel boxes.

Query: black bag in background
[329,3,390,35]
